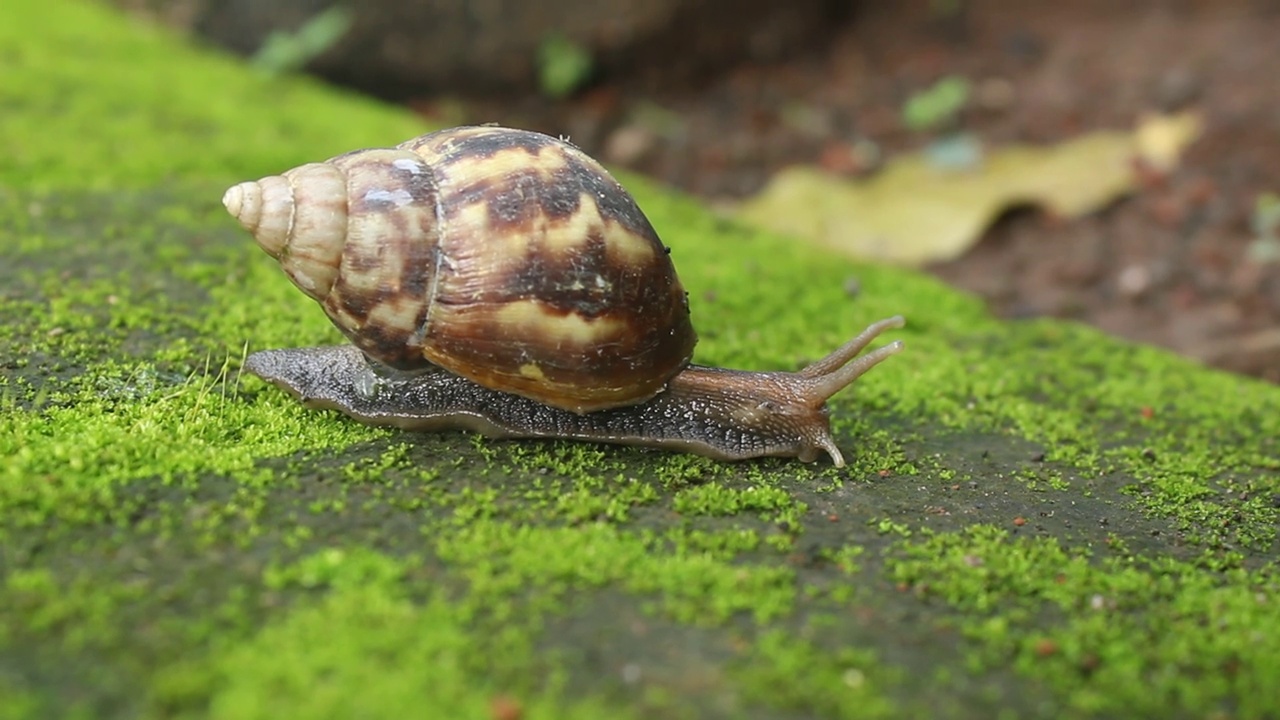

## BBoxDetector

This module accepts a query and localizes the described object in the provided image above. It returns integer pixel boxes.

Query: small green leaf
[1251,192,1280,237]
[902,75,971,131]
[537,33,593,98]
[251,6,354,76]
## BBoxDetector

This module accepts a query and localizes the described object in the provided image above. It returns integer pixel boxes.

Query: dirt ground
[450,1,1280,384]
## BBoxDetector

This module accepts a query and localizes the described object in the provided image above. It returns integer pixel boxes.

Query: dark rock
[139,0,852,98]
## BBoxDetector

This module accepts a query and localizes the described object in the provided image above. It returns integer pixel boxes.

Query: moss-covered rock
[1,1,1276,718]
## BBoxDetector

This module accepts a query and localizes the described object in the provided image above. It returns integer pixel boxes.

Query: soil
[436,0,1280,384]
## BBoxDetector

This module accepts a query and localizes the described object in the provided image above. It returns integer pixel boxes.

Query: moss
[0,0,426,191]
[147,549,627,720]
[433,520,798,626]
[886,525,1279,717]
[733,629,899,719]
[0,684,49,720]
[3,568,143,649]
[0,352,382,529]
[672,482,801,519]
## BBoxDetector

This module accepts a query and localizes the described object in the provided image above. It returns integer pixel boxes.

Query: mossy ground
[2,1,1278,718]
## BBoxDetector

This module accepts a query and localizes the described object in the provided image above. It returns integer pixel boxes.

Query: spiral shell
[224,126,697,414]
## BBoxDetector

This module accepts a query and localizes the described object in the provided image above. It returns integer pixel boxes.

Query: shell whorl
[223,162,349,301]
[225,149,445,370]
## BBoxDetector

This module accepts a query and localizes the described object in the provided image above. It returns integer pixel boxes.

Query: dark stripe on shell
[348,312,421,369]
[499,229,633,319]
[557,153,661,243]
[408,126,565,165]
[483,167,543,230]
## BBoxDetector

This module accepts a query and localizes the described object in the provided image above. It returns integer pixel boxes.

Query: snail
[225,125,904,467]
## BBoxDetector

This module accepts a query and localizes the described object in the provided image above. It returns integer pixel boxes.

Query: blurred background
[113,0,1280,382]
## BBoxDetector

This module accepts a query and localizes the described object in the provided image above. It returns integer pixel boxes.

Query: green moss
[672,482,800,519]
[734,629,899,719]
[887,525,1280,717]
[3,567,144,647]
[148,549,626,720]
[667,528,763,558]
[0,355,382,528]
[0,0,426,191]
[434,520,797,626]
[0,682,46,720]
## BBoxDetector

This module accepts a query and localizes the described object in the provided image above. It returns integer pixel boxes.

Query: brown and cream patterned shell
[223,125,697,414]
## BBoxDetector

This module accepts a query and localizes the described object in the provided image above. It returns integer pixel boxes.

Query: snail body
[227,125,904,466]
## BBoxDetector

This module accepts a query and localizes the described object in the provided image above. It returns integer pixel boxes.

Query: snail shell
[224,126,696,414]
